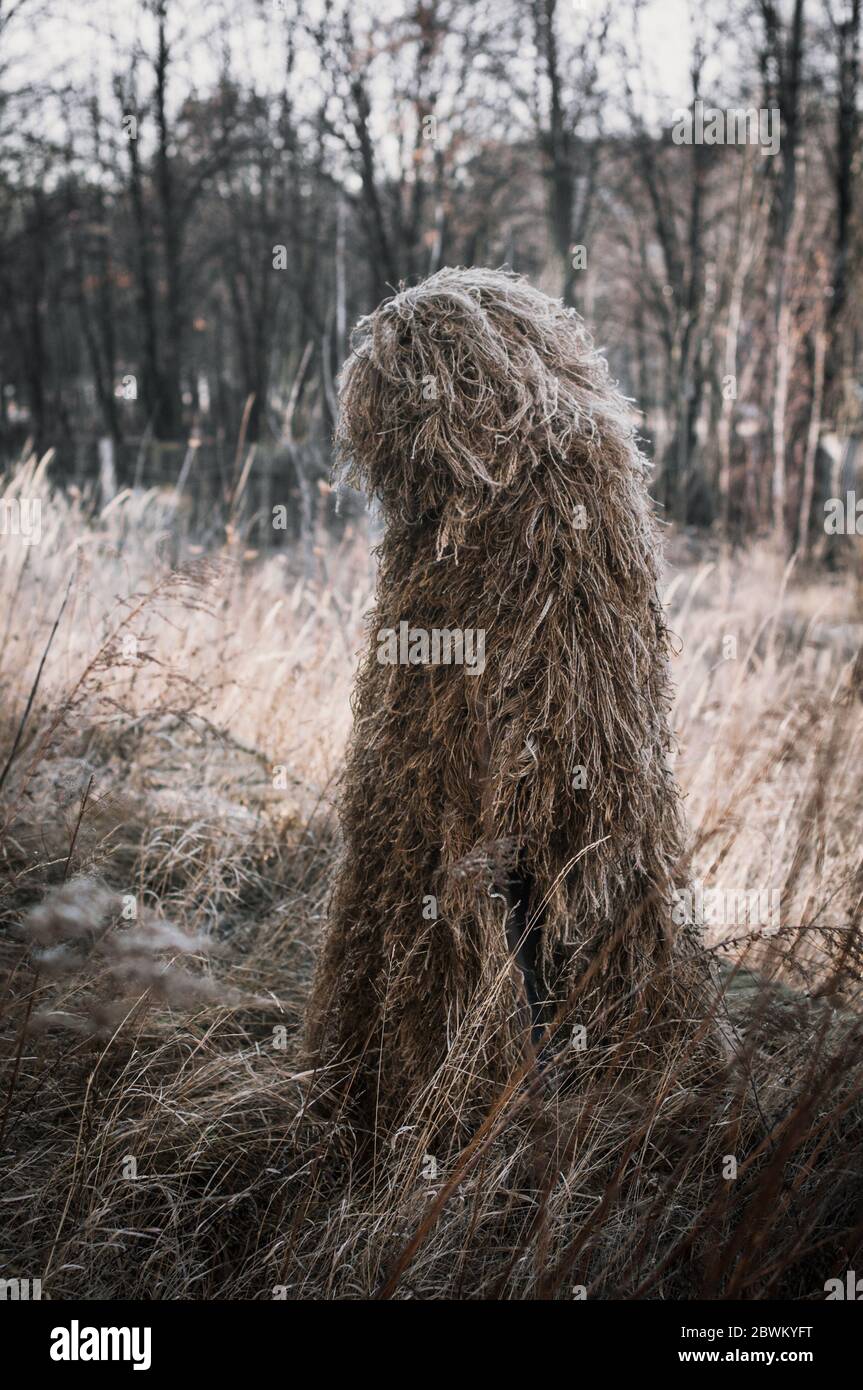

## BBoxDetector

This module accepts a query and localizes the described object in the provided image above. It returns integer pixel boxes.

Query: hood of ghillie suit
[337,266,656,560]
[310,267,722,1132]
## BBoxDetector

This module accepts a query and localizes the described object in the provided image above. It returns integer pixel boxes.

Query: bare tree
[529,0,610,306]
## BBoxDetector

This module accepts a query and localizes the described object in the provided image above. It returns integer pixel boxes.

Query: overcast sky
[5,0,756,145]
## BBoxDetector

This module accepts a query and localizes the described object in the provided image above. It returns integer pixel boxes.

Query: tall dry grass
[1,454,861,1299]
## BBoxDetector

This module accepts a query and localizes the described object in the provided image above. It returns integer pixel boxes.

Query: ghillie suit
[306,267,724,1130]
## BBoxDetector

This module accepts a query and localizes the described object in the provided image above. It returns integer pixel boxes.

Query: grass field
[1,453,862,1299]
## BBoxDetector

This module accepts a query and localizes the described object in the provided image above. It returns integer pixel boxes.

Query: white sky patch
[2,0,761,162]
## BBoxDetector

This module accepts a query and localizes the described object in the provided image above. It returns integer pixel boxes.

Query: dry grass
[1,452,862,1300]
